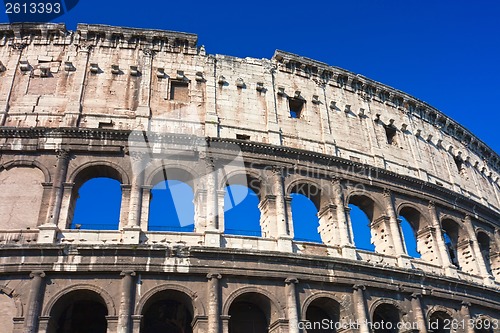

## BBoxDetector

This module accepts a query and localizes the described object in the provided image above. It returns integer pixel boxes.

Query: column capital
[55,149,70,160]
[353,284,366,291]
[29,271,45,279]
[461,301,471,308]
[383,188,392,197]
[285,277,299,285]
[428,201,436,209]
[271,165,284,175]
[207,272,222,280]
[120,270,136,277]
[410,293,422,299]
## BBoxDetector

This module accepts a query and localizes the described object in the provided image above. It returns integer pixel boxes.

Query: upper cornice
[272,50,500,176]
[0,23,497,175]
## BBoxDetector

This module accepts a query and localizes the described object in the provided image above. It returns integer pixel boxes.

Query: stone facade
[0,23,499,333]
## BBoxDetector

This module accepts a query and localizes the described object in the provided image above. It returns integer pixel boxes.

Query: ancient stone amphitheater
[0,23,499,333]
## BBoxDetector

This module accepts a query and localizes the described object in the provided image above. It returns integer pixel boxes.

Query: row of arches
[0,163,499,281]
[41,287,496,333]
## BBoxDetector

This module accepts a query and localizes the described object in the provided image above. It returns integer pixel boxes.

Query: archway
[48,290,108,333]
[140,289,193,333]
[70,165,123,230]
[228,292,271,333]
[428,311,452,333]
[348,198,375,252]
[372,303,400,333]
[305,297,340,332]
[477,231,493,276]
[148,168,195,232]
[441,219,461,269]
[290,182,321,243]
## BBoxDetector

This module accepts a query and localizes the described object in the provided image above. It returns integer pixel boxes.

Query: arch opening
[48,290,108,333]
[348,202,375,252]
[71,177,122,230]
[477,232,493,276]
[372,303,400,333]
[224,183,261,237]
[398,213,421,258]
[140,289,193,333]
[148,179,195,232]
[428,311,452,333]
[441,219,460,269]
[290,183,321,243]
[305,297,340,333]
[228,292,271,333]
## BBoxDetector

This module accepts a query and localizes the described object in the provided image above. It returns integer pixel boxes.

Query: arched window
[224,184,261,237]
[290,183,321,243]
[348,203,375,252]
[305,297,340,333]
[372,303,400,333]
[441,219,460,269]
[228,293,272,333]
[474,317,494,333]
[71,177,122,230]
[141,290,193,333]
[428,311,452,333]
[399,216,420,258]
[476,232,493,276]
[148,180,195,232]
[48,290,108,333]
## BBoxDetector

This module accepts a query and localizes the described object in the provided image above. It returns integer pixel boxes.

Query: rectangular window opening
[289,98,304,119]
[236,134,250,140]
[170,81,189,102]
[384,126,397,145]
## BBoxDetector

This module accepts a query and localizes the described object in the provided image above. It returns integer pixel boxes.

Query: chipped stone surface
[0,23,498,333]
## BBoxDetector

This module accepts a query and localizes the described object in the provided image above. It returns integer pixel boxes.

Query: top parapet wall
[0,23,499,212]
[0,23,495,173]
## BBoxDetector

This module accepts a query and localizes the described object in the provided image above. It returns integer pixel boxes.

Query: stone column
[207,273,222,333]
[410,293,428,333]
[428,201,456,276]
[117,271,136,333]
[460,302,474,333]
[221,315,230,333]
[332,179,356,259]
[269,167,292,251]
[383,189,410,267]
[352,285,370,333]
[24,271,45,333]
[463,215,494,285]
[47,149,70,225]
[285,278,299,333]
[204,157,221,246]
[124,152,146,244]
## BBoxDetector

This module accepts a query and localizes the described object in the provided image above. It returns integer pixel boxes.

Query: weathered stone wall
[0,23,498,333]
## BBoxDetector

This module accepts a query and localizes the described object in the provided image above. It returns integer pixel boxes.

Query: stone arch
[397,203,431,259]
[369,298,405,320]
[301,292,344,319]
[345,190,385,222]
[441,217,469,270]
[425,305,455,322]
[145,164,199,188]
[68,161,129,187]
[222,286,285,323]
[286,178,323,210]
[0,285,23,317]
[471,314,496,333]
[220,168,265,200]
[476,230,495,277]
[134,283,205,318]
[426,306,455,333]
[370,299,403,333]
[42,284,116,317]
[1,159,52,183]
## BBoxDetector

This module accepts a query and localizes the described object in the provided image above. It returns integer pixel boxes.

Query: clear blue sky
[4,1,495,254]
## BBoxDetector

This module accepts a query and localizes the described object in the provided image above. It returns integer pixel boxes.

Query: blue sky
[5,1,495,255]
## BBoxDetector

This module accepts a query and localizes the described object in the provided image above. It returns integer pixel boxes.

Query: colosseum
[0,22,499,333]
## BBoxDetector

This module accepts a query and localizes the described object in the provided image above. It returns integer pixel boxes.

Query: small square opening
[288,98,304,119]
[170,81,189,102]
